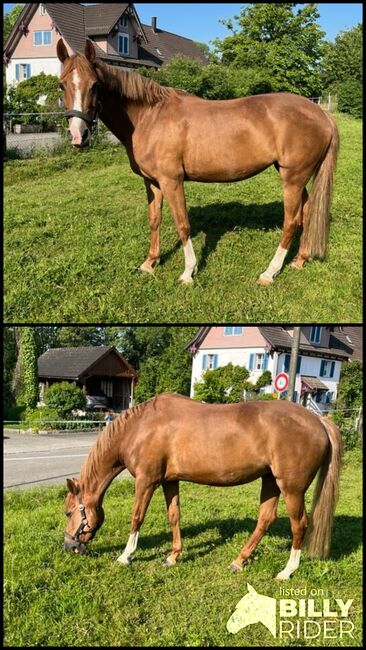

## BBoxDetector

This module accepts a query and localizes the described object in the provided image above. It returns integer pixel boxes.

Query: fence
[308,94,338,111]
[3,419,106,434]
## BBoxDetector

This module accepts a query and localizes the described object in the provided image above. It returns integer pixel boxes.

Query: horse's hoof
[228,562,243,573]
[257,274,273,286]
[178,275,194,284]
[139,263,155,275]
[163,557,176,567]
[116,555,131,565]
[290,260,305,270]
[275,571,289,580]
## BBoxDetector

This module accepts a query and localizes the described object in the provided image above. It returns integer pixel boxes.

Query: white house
[185,326,357,413]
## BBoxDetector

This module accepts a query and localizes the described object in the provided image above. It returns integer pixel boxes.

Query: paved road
[3,429,131,490]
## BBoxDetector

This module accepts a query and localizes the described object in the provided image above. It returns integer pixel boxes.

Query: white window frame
[118,32,129,55]
[207,354,216,370]
[17,63,30,81]
[224,326,243,336]
[321,360,333,378]
[40,4,46,15]
[33,30,52,46]
[121,14,128,27]
[254,353,264,371]
[310,326,322,344]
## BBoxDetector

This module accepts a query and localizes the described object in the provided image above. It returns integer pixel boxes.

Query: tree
[5,72,62,127]
[44,382,86,418]
[336,360,363,410]
[3,327,18,412]
[213,3,326,96]
[14,327,39,409]
[194,363,251,403]
[3,4,24,43]
[321,24,362,89]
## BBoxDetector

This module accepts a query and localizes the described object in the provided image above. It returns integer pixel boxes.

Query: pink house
[185,326,360,412]
[4,3,208,86]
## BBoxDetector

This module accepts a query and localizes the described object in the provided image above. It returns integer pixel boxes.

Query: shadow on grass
[96,514,361,562]
[159,201,302,273]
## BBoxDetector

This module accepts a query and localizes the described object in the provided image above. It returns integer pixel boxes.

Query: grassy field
[4,449,362,647]
[4,113,362,323]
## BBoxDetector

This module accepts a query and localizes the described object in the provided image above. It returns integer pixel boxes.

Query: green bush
[335,79,362,118]
[24,406,60,427]
[5,72,62,130]
[4,404,28,421]
[43,382,86,418]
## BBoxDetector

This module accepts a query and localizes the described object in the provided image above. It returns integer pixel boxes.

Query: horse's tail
[303,416,342,558]
[303,112,339,259]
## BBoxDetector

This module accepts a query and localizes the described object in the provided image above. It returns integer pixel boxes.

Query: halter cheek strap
[65,493,96,543]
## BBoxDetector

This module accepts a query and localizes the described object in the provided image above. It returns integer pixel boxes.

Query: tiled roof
[301,376,329,391]
[260,326,351,359]
[331,326,363,361]
[38,346,136,379]
[45,3,86,54]
[84,3,129,35]
[141,23,209,65]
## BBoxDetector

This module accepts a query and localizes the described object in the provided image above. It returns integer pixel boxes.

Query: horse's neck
[81,426,125,505]
[99,86,143,148]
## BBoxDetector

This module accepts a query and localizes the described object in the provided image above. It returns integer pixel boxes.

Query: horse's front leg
[117,476,157,565]
[162,480,182,566]
[139,179,163,274]
[159,177,197,284]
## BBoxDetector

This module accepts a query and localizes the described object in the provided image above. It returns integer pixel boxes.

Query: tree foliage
[3,4,24,43]
[194,363,273,403]
[5,72,62,127]
[213,3,326,96]
[336,360,363,410]
[19,327,39,409]
[321,24,362,88]
[44,382,86,418]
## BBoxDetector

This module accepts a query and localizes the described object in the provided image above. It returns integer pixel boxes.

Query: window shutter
[214,354,218,369]
[330,361,335,378]
[294,391,298,402]
[15,64,20,81]
[263,353,269,370]
[202,354,206,370]
[320,360,325,377]
[296,356,301,374]
[249,354,254,370]
[26,64,31,78]
[284,354,290,373]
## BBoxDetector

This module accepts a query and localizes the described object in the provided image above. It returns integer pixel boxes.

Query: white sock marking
[276,547,301,580]
[260,245,288,282]
[179,238,197,282]
[117,531,139,564]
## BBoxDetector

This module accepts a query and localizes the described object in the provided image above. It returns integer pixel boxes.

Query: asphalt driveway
[3,429,131,490]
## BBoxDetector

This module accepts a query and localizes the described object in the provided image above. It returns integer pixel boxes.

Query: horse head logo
[227,583,277,637]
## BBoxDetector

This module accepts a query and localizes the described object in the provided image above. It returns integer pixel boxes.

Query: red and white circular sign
[274,372,289,393]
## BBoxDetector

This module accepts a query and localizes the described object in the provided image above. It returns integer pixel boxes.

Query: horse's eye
[59,82,64,91]
[65,511,71,517]
[91,81,100,93]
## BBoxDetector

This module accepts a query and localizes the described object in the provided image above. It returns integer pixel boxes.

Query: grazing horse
[64,393,342,579]
[57,39,339,285]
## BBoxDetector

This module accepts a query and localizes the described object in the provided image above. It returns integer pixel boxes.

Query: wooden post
[287,327,301,402]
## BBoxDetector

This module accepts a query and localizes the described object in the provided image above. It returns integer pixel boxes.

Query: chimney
[151,16,157,32]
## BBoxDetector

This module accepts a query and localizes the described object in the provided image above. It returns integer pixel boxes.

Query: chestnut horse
[64,393,342,579]
[57,39,339,285]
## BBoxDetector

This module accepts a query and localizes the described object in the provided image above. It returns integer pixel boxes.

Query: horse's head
[64,477,104,554]
[57,39,101,148]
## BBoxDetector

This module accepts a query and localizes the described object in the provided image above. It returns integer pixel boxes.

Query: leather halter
[64,492,96,545]
[64,82,101,134]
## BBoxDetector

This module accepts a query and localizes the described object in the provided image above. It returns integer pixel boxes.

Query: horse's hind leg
[258,178,306,285]
[162,480,182,566]
[276,491,308,580]
[159,177,197,283]
[291,188,311,269]
[117,476,157,565]
[140,179,163,274]
[229,474,280,572]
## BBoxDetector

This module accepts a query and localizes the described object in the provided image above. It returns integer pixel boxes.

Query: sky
[3,3,363,45]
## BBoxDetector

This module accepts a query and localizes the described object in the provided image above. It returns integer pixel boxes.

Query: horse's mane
[80,397,158,485]
[94,59,178,106]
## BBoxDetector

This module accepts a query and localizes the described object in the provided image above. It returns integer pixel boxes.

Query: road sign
[274,372,289,393]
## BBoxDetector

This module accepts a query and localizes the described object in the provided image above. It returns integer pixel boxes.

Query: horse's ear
[247,583,257,594]
[66,478,80,495]
[57,39,69,63]
[85,39,96,63]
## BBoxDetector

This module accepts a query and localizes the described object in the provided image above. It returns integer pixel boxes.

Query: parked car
[86,392,109,411]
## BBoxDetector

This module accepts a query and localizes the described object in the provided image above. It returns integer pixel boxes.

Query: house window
[310,326,322,344]
[40,4,46,15]
[118,33,129,55]
[202,354,218,371]
[224,326,243,336]
[34,30,52,46]
[249,352,269,371]
[15,63,31,81]
[121,15,128,27]
[320,360,335,378]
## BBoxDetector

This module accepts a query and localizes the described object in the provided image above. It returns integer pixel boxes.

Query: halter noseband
[64,82,102,134]
[64,492,97,546]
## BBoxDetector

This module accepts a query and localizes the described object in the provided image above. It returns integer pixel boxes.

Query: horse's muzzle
[64,537,88,554]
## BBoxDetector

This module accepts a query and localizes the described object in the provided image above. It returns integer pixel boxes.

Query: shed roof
[38,346,136,380]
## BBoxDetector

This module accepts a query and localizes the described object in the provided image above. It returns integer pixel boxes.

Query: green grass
[4,113,362,323]
[4,449,362,646]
